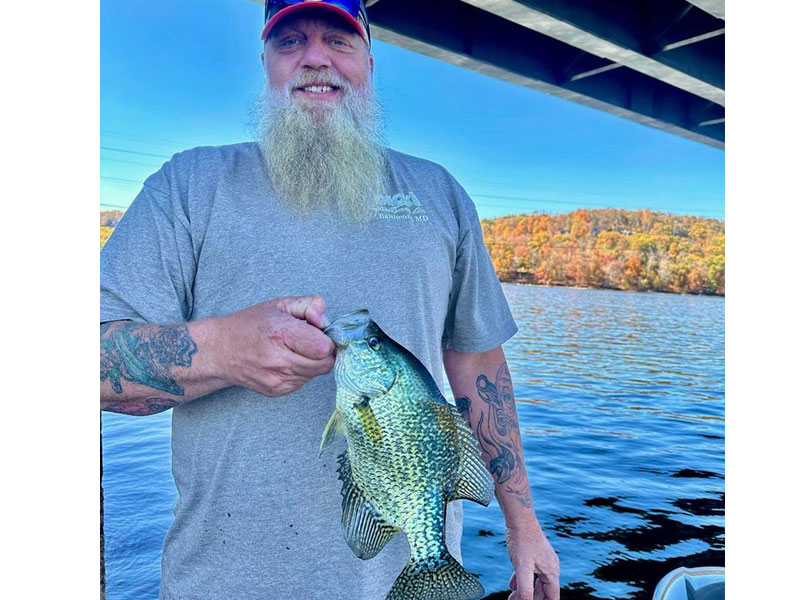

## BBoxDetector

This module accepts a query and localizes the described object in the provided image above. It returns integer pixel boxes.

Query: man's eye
[279,38,300,47]
[330,38,349,47]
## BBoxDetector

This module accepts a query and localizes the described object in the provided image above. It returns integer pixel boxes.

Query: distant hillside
[100,210,124,227]
[101,208,725,295]
[482,208,724,295]
[100,211,124,248]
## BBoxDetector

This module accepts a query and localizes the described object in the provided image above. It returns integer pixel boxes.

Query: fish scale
[321,310,495,600]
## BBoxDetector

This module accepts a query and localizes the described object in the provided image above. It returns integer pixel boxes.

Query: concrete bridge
[253,0,725,149]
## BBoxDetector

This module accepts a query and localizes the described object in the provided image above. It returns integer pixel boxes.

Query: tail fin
[386,552,484,600]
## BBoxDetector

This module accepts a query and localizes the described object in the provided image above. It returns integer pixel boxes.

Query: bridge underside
[366,0,724,149]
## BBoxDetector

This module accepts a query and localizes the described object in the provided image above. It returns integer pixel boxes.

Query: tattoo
[471,362,532,508]
[100,323,197,396]
[103,397,180,416]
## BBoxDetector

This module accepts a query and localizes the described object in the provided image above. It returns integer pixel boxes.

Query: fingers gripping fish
[321,310,494,600]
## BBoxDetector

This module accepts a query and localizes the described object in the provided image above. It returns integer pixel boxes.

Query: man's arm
[444,346,560,600]
[101,296,335,416]
[101,318,225,415]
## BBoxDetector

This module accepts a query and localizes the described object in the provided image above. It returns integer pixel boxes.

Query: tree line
[101,207,725,295]
[100,210,124,248]
[481,208,724,295]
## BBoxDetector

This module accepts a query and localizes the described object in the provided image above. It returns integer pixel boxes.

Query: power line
[101,176,143,186]
[101,156,162,168]
[100,202,130,209]
[100,146,171,159]
[100,129,194,148]
[475,204,555,213]
[471,192,723,218]
[472,192,613,209]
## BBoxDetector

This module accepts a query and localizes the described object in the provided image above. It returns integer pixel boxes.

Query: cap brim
[261,4,368,44]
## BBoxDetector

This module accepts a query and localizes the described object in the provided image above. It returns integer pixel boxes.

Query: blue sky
[101,0,724,220]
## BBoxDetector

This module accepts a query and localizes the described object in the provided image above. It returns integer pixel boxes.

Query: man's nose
[301,38,333,70]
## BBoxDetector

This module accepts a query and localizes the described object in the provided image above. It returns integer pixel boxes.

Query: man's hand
[506,519,560,600]
[100,296,336,415]
[218,296,336,397]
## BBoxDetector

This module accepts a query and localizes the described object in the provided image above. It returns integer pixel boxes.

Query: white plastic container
[652,566,725,600]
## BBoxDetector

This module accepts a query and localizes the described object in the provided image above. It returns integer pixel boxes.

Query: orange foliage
[481,208,724,295]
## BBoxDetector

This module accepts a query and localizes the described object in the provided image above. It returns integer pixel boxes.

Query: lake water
[102,284,725,600]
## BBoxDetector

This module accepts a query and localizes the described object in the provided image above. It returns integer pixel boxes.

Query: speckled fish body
[321,310,494,600]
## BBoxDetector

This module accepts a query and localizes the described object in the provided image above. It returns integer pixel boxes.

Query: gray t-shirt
[100,142,517,600]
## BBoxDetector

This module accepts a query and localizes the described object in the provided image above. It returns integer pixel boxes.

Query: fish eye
[367,336,381,351]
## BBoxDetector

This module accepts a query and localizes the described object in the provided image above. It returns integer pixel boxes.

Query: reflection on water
[103,284,724,600]
[460,285,724,600]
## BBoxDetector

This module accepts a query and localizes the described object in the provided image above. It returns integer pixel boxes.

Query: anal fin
[337,451,399,559]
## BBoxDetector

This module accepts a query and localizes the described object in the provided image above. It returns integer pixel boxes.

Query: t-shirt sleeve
[100,165,196,325]
[442,180,518,353]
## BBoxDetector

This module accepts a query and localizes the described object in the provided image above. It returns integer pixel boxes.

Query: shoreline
[497,273,725,297]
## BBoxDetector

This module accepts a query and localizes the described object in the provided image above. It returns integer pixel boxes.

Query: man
[100,1,559,599]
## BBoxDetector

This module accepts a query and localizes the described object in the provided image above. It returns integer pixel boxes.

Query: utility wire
[96,146,722,218]
[473,193,614,209]
[101,176,144,186]
[101,157,162,168]
[100,129,194,148]
[97,140,721,215]
[100,146,171,159]
[471,192,723,218]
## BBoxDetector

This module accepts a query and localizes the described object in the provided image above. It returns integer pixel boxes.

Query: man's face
[252,11,385,225]
[261,13,374,112]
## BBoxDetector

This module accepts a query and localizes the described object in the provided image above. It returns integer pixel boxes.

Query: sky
[100,0,724,220]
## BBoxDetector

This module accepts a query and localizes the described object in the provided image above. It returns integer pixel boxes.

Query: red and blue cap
[261,0,371,46]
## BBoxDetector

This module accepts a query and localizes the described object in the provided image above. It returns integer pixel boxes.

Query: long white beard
[251,73,387,224]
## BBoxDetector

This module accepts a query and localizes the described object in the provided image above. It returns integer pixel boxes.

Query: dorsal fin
[432,403,494,506]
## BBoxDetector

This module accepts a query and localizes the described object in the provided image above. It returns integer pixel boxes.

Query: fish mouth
[324,309,379,349]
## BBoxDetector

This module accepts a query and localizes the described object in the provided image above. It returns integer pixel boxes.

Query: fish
[320,309,494,600]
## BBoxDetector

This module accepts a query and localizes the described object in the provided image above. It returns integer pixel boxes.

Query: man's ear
[369,53,374,74]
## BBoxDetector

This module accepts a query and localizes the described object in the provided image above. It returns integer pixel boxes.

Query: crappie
[321,310,494,600]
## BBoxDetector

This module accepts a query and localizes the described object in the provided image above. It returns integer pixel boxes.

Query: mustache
[284,70,352,93]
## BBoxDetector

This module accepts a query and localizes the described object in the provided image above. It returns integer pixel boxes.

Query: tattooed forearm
[100,322,198,397]
[468,362,532,508]
[103,397,180,416]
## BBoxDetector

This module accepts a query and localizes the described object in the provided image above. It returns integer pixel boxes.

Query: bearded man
[100,1,559,599]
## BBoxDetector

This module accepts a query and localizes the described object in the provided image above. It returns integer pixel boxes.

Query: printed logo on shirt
[374,192,429,222]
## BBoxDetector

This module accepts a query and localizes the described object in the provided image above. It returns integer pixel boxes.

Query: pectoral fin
[337,451,399,559]
[320,408,346,455]
[355,397,382,444]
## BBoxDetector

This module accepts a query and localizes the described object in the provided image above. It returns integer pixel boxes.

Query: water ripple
[465,285,724,600]
[103,284,724,600]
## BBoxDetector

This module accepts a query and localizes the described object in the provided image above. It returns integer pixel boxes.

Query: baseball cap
[261,0,371,46]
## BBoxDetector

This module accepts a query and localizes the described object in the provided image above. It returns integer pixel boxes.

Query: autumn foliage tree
[481,209,724,296]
